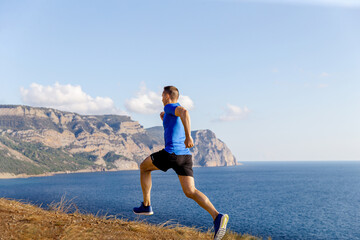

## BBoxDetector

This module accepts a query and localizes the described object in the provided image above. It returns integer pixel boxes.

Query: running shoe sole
[214,214,229,240]
[132,210,154,216]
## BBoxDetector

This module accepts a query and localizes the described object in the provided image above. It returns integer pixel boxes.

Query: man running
[133,86,229,240]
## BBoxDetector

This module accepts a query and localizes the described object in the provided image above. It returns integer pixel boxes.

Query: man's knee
[183,188,197,199]
[140,156,152,172]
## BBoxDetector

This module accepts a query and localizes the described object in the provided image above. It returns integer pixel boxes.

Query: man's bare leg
[178,175,219,220]
[140,156,159,206]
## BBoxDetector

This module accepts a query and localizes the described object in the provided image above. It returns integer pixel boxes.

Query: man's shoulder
[164,103,181,115]
[164,103,180,108]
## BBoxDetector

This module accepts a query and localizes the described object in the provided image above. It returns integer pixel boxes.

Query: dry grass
[0,198,265,240]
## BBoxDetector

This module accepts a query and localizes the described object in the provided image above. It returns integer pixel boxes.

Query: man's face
[162,91,169,106]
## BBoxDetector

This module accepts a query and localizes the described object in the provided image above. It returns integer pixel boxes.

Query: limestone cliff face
[0,105,157,165]
[0,105,237,176]
[191,130,236,167]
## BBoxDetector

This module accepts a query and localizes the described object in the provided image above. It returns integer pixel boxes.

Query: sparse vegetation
[0,149,45,174]
[0,198,264,240]
[0,135,100,175]
[103,151,131,163]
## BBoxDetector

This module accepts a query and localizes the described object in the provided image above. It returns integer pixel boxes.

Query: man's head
[162,86,179,105]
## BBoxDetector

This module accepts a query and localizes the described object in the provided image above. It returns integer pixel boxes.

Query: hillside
[0,198,260,240]
[0,105,237,177]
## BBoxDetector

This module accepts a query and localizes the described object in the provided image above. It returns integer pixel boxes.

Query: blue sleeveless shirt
[163,103,191,155]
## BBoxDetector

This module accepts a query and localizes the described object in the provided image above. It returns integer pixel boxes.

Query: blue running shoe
[213,213,229,240]
[133,202,154,215]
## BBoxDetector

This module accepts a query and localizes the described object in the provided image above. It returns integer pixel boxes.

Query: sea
[0,161,359,240]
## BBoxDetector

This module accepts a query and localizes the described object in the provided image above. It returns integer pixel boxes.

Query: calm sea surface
[1,162,360,240]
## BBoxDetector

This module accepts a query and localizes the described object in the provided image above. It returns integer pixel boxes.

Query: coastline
[0,167,139,180]
[0,164,242,180]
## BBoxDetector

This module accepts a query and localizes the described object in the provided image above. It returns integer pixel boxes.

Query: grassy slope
[0,198,263,240]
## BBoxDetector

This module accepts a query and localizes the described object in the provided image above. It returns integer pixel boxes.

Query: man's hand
[184,136,194,148]
[160,111,165,121]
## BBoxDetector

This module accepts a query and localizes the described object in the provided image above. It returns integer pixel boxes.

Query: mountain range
[0,105,236,178]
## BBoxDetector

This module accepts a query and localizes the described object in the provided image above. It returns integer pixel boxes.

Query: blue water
[1,162,360,240]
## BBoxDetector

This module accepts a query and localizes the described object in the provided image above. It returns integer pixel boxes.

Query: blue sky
[1,0,359,161]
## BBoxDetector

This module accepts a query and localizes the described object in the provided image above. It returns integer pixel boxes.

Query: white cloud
[20,82,125,115]
[179,95,194,110]
[125,83,162,114]
[217,104,250,122]
[125,83,194,114]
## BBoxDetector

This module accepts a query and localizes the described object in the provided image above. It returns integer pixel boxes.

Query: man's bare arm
[175,106,194,148]
[160,111,165,121]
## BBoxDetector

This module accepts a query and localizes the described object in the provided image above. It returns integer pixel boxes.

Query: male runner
[133,86,229,240]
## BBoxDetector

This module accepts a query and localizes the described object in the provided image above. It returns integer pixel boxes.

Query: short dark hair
[163,86,179,101]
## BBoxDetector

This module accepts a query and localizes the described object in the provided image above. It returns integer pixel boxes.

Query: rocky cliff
[0,105,236,177]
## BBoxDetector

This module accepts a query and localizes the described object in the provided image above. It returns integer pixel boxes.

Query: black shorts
[151,149,193,177]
